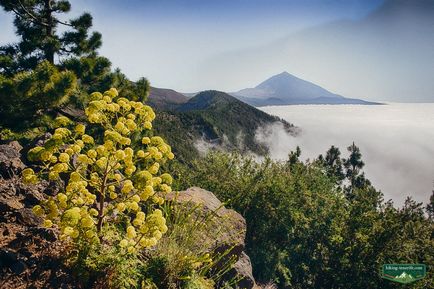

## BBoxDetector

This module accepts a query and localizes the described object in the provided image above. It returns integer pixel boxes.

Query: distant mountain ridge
[147,86,189,111]
[233,72,380,106]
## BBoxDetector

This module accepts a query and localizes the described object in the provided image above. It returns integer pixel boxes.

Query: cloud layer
[258,103,434,206]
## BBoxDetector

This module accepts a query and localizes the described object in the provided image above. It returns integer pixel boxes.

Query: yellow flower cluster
[119,208,167,253]
[25,88,174,250]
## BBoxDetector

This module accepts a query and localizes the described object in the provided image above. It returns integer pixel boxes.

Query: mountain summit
[233,72,379,106]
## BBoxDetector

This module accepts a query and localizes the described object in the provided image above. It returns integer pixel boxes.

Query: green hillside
[152,90,295,162]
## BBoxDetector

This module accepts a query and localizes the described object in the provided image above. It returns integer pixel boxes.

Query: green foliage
[343,142,369,197]
[175,150,434,289]
[111,69,150,103]
[318,145,345,184]
[60,54,115,107]
[61,59,151,109]
[184,276,214,289]
[0,60,76,127]
[427,189,434,219]
[178,90,293,156]
[70,225,144,289]
[0,0,101,74]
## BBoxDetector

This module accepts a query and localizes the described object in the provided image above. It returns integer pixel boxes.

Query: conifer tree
[288,145,301,167]
[427,188,434,219]
[344,143,364,183]
[0,0,102,76]
[0,60,76,126]
[319,145,345,183]
[343,142,370,197]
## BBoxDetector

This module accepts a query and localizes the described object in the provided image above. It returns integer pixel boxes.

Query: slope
[152,90,295,162]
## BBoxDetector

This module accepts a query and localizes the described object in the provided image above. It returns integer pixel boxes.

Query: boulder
[0,141,25,179]
[231,252,256,289]
[166,187,256,288]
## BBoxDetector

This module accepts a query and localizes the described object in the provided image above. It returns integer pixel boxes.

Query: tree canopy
[0,0,102,75]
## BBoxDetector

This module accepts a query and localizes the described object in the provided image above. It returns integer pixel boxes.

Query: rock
[0,248,19,268]
[10,259,27,274]
[166,187,256,288]
[0,141,25,179]
[231,252,256,289]
[15,208,41,226]
[28,227,57,242]
[0,249,28,275]
[0,180,17,197]
[31,132,52,148]
[0,196,24,211]
[43,180,63,196]
[166,187,246,255]
[19,182,47,205]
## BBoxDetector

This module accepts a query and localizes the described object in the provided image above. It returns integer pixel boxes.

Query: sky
[1,0,433,102]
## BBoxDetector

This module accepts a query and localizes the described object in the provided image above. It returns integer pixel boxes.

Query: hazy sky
[1,0,433,102]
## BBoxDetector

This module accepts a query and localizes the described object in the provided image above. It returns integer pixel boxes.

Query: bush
[23,88,175,286]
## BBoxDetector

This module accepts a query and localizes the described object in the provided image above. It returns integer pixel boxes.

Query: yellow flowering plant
[23,88,174,253]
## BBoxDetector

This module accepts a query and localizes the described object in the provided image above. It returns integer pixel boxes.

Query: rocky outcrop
[0,141,73,289]
[0,141,25,179]
[167,187,257,288]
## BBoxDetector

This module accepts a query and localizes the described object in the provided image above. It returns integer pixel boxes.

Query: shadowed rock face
[166,187,257,288]
[0,141,74,289]
[0,141,25,179]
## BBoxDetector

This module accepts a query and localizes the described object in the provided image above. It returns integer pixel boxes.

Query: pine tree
[344,142,364,184]
[343,142,369,197]
[427,188,434,219]
[288,145,301,167]
[0,0,102,76]
[319,145,345,184]
[0,60,76,127]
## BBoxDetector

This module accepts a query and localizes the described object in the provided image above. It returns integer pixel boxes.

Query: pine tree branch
[59,46,73,53]
[16,0,50,26]
[54,18,73,27]
[11,7,47,26]
[14,0,73,27]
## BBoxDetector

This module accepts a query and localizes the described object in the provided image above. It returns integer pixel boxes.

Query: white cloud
[259,103,434,207]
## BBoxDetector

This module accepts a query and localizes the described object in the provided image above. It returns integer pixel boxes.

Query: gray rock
[166,187,256,288]
[15,208,41,226]
[231,252,256,289]
[166,187,246,255]
[0,141,25,179]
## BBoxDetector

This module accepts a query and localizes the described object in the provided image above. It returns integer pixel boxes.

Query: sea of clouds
[257,103,434,207]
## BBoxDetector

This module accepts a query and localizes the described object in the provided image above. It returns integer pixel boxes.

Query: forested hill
[152,90,295,162]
